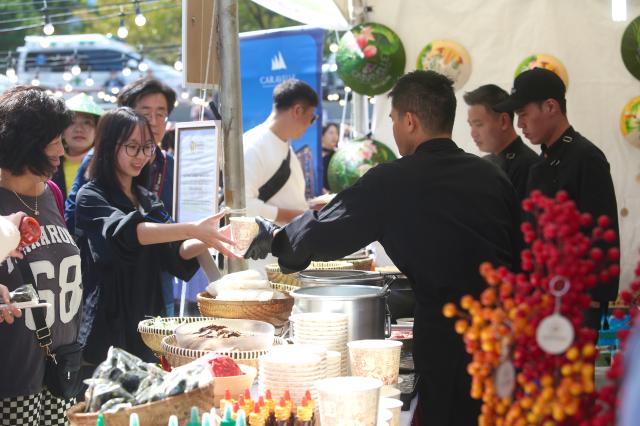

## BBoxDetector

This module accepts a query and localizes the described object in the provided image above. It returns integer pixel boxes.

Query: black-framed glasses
[122,143,155,157]
[310,114,319,125]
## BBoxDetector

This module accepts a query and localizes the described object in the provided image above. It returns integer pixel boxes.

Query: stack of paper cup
[348,340,402,385]
[258,347,324,404]
[326,351,342,377]
[379,397,403,426]
[377,408,393,426]
[291,312,349,375]
[315,376,383,426]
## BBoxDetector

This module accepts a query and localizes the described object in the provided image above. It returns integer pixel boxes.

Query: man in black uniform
[464,84,540,201]
[494,67,619,329]
[245,71,521,426]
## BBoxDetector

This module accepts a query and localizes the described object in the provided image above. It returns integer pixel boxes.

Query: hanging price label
[494,338,516,398]
[536,276,575,355]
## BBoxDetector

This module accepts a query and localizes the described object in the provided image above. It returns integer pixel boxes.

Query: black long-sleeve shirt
[75,181,198,363]
[484,136,540,202]
[526,126,620,304]
[273,138,521,312]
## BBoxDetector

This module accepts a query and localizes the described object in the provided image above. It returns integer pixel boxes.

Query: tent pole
[217,0,247,272]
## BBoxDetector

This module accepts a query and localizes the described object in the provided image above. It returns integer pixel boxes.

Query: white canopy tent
[252,0,640,292]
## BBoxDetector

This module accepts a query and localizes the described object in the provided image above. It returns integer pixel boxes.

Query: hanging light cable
[134,0,146,27]
[117,6,128,39]
[42,0,54,35]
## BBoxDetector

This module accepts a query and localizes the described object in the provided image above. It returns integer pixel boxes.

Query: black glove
[244,216,280,260]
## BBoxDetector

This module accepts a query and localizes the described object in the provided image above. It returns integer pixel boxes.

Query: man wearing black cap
[494,67,619,330]
[464,84,539,201]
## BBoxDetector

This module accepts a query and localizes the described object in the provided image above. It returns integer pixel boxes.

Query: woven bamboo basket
[67,380,215,426]
[269,281,299,294]
[137,317,215,357]
[197,292,294,328]
[161,334,286,370]
[343,255,374,271]
[265,261,354,286]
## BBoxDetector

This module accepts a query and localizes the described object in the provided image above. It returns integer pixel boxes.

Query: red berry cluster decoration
[587,256,640,426]
[443,190,619,426]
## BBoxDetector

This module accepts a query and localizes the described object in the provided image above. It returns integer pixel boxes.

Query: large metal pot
[298,270,385,288]
[290,285,390,341]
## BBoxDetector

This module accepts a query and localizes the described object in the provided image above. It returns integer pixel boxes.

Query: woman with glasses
[75,107,236,369]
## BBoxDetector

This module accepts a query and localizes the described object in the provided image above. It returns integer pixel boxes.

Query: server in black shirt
[494,68,619,329]
[464,84,540,201]
[245,71,521,426]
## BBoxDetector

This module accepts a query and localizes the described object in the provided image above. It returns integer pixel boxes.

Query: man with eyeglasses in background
[65,77,176,234]
[65,78,179,316]
[243,79,319,225]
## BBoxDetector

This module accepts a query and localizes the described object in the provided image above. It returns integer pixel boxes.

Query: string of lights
[0,0,171,27]
[0,3,177,33]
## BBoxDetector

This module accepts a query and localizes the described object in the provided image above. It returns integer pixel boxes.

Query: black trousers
[413,314,482,426]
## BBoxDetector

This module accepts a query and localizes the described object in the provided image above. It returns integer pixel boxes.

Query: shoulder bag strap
[258,149,291,202]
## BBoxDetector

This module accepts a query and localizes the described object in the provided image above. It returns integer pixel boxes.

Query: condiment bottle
[187,406,201,426]
[295,397,313,426]
[274,397,290,426]
[264,390,276,426]
[232,402,241,421]
[257,396,269,420]
[220,389,235,412]
[219,402,236,426]
[248,402,265,426]
[243,389,255,413]
[96,414,105,426]
[168,415,179,426]
[202,412,211,426]
[129,413,140,426]
[236,409,248,426]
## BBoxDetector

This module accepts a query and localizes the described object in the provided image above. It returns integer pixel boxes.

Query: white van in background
[16,34,183,95]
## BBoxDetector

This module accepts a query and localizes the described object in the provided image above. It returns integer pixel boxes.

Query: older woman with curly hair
[0,86,78,425]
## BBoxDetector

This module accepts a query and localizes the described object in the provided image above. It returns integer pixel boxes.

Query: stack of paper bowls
[258,345,325,404]
[290,312,349,375]
[326,350,342,378]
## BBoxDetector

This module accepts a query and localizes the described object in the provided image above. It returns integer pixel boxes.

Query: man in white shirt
[243,79,319,224]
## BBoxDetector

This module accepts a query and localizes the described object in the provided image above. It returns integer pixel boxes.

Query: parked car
[16,34,183,94]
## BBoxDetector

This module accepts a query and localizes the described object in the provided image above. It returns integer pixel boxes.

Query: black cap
[493,68,566,112]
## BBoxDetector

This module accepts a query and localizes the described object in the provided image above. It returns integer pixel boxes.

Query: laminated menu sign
[173,120,221,223]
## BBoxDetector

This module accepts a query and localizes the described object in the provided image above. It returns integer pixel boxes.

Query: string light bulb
[71,64,81,76]
[43,16,54,36]
[174,60,183,72]
[122,66,132,76]
[138,61,148,72]
[117,8,128,39]
[64,83,73,93]
[31,77,40,86]
[63,71,72,81]
[134,0,147,27]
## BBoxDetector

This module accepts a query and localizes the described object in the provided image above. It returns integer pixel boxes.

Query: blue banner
[240,26,324,196]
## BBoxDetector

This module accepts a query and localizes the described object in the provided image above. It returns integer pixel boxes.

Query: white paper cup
[377,408,393,426]
[379,397,403,426]
[315,376,383,426]
[348,340,403,385]
[380,385,401,400]
[229,216,259,256]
